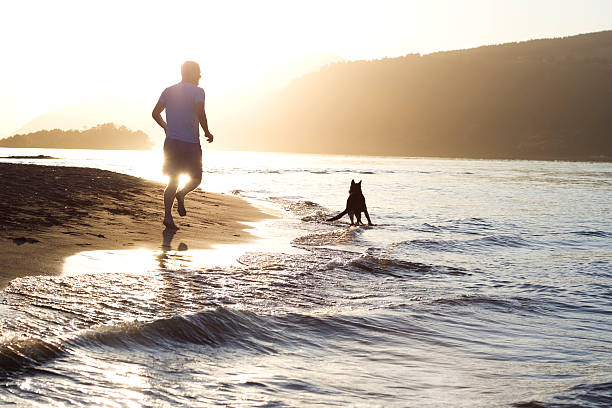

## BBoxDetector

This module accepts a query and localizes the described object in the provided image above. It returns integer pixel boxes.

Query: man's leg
[175,173,202,217]
[164,175,180,228]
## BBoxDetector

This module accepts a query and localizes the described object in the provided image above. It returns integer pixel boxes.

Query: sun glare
[178,174,191,189]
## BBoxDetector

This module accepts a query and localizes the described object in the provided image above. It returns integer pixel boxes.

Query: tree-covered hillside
[0,123,153,150]
[243,31,612,160]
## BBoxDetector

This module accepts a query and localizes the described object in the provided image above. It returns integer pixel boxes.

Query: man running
[152,61,214,229]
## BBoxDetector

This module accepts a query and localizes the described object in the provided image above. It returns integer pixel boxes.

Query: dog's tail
[326,209,347,222]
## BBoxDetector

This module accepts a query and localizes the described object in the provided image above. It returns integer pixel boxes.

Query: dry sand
[0,163,271,288]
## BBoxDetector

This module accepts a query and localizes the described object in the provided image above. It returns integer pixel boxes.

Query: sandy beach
[0,163,269,288]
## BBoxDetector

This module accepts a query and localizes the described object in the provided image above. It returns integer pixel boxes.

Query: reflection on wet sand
[63,218,303,278]
[64,242,241,277]
[158,227,188,269]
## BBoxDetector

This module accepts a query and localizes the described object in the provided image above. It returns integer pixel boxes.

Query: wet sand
[0,163,270,288]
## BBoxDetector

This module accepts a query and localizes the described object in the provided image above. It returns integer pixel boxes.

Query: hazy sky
[1,0,611,136]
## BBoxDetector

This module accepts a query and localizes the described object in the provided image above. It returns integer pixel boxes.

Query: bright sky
[1,0,611,137]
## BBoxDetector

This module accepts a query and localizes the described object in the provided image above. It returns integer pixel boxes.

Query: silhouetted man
[152,61,214,229]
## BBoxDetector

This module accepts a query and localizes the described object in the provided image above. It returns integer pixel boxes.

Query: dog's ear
[351,179,355,185]
[358,180,362,185]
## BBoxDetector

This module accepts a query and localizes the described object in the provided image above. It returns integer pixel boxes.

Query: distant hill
[11,98,156,145]
[237,30,612,161]
[0,123,154,150]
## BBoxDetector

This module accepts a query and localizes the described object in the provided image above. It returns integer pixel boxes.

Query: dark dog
[327,180,373,226]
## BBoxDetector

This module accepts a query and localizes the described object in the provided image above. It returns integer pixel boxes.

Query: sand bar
[0,163,270,288]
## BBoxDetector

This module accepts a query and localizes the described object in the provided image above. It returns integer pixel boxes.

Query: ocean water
[0,148,610,407]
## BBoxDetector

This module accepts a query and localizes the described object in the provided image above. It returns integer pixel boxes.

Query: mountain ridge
[234,30,612,160]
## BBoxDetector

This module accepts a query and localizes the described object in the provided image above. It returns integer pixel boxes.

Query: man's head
[181,61,201,85]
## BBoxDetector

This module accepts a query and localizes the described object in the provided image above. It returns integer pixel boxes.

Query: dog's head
[349,179,362,195]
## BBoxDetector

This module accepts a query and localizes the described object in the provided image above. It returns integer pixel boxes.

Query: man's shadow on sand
[157,228,188,269]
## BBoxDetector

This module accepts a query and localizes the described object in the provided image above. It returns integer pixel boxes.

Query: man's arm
[152,100,167,131]
[196,101,213,143]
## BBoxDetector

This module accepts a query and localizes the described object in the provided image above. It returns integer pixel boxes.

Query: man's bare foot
[176,192,187,217]
[163,217,179,230]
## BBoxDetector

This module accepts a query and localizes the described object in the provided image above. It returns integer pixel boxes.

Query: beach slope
[0,163,269,288]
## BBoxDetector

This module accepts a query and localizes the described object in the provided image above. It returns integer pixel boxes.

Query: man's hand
[196,102,213,143]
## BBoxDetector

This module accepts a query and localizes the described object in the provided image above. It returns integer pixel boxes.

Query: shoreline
[1,147,610,164]
[0,163,272,288]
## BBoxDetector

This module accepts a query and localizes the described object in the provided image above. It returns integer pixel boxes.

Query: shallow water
[0,149,611,407]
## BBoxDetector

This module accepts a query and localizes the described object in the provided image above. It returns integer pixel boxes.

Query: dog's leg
[364,208,373,226]
[349,212,354,225]
[356,212,362,225]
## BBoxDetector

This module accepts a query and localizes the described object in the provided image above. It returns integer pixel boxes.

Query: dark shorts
[162,138,202,178]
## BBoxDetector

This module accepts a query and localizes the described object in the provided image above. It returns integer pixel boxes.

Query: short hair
[181,61,200,78]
